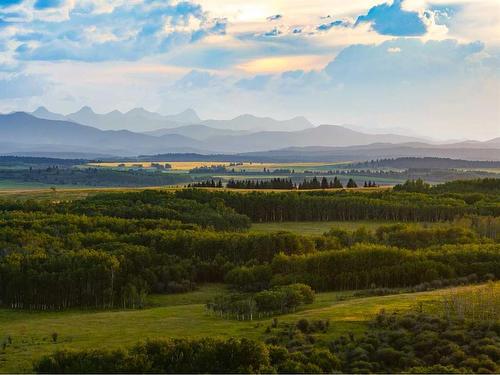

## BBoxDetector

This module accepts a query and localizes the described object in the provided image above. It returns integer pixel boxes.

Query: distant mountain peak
[33,106,50,114]
[171,108,201,123]
[30,107,67,121]
[180,108,198,116]
[76,106,95,115]
[126,107,151,115]
[236,113,258,119]
[291,115,311,123]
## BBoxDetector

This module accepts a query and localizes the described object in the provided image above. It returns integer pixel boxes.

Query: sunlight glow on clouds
[237,55,333,74]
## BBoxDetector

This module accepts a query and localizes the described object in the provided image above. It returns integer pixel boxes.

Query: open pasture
[0,283,490,373]
[250,221,407,235]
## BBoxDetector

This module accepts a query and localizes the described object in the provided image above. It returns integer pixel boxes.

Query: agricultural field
[1,283,492,373]
[87,161,349,172]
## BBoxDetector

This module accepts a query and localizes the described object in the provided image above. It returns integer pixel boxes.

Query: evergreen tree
[346,179,357,188]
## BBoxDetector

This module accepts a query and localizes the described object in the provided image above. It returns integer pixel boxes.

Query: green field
[250,220,442,235]
[0,186,179,201]
[0,283,486,373]
[0,180,74,190]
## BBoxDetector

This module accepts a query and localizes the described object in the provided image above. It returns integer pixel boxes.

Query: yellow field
[89,161,235,170]
[88,161,349,171]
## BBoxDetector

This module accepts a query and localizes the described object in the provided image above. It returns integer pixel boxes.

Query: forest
[0,180,498,310]
[0,178,498,372]
[176,180,500,221]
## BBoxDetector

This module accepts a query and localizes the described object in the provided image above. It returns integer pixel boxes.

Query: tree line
[176,186,500,222]
[226,243,500,292]
[192,177,369,190]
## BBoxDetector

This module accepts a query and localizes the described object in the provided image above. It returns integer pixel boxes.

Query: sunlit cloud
[237,55,333,73]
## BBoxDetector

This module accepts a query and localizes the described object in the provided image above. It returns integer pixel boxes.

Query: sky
[0,0,499,140]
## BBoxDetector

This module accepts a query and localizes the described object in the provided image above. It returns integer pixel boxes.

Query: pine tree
[321,177,329,189]
[347,178,357,188]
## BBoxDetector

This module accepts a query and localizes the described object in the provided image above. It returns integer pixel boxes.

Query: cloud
[173,69,222,90]
[355,0,427,36]
[267,14,282,21]
[426,4,462,27]
[7,1,227,62]
[324,38,486,84]
[317,20,349,31]
[263,27,281,37]
[235,74,272,90]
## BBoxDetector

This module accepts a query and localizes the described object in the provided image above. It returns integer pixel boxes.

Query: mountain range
[33,106,201,132]
[0,107,497,160]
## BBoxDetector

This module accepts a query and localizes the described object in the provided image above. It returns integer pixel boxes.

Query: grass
[0,186,180,201]
[250,220,442,235]
[0,283,490,373]
[250,221,393,235]
[0,180,91,191]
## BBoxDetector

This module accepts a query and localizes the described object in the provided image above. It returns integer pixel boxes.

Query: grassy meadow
[251,221,399,235]
[0,283,490,373]
[250,220,445,235]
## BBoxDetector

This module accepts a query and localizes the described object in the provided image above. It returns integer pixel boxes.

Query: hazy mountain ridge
[201,114,314,132]
[238,144,500,162]
[144,124,249,140]
[0,112,208,155]
[202,125,426,153]
[2,110,498,159]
